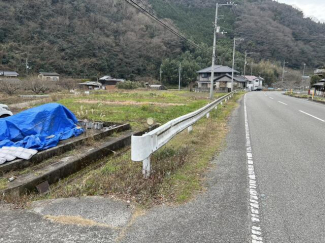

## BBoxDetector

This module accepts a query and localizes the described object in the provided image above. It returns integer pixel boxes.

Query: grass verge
[285,92,325,103]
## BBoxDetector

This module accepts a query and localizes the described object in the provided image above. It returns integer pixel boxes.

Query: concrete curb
[0,123,131,174]
[2,132,133,196]
[2,125,159,196]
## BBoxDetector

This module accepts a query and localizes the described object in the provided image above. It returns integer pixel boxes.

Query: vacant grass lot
[59,90,226,130]
[41,91,244,207]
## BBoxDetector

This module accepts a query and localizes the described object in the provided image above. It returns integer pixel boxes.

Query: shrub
[116,81,140,90]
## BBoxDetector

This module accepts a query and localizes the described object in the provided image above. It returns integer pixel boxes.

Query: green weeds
[45,92,244,207]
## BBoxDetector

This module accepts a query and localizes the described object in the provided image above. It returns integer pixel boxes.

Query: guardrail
[131,92,235,178]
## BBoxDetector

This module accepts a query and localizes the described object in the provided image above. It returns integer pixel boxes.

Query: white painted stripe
[269,97,274,100]
[299,110,325,123]
[278,101,288,106]
[244,95,264,243]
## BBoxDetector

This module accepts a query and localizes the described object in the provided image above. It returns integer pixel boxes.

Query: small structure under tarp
[148,84,167,90]
[0,103,83,151]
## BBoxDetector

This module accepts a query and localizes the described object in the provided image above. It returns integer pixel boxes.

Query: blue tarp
[0,103,83,150]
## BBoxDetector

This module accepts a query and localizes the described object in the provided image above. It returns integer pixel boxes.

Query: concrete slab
[0,197,125,243]
[30,196,133,228]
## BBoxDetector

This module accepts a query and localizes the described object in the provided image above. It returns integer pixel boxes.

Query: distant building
[314,69,325,77]
[38,72,60,81]
[99,75,125,89]
[0,70,19,78]
[215,74,247,92]
[244,76,263,91]
[197,65,240,89]
[214,74,247,92]
[78,81,102,90]
[312,79,325,96]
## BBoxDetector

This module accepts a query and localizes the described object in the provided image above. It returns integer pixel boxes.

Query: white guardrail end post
[143,157,151,178]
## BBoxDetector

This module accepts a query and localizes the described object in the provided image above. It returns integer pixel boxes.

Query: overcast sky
[277,0,325,23]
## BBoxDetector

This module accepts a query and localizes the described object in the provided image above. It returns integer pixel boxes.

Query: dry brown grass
[1,92,243,208]
[43,93,243,207]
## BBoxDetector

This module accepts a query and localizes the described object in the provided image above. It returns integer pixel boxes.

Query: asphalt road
[1,92,325,242]
[246,91,325,243]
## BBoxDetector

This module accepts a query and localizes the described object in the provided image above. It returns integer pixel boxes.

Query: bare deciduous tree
[0,80,20,95]
[57,78,78,90]
[24,76,51,94]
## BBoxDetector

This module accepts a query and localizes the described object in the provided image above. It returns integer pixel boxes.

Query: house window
[201,73,209,78]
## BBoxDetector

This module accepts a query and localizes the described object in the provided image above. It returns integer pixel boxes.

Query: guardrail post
[206,113,210,118]
[188,126,193,133]
[143,157,151,179]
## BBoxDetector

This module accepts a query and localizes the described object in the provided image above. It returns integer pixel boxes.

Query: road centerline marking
[299,110,325,122]
[278,101,288,106]
[244,95,264,243]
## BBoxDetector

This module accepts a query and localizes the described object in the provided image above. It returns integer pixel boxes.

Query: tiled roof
[0,71,19,76]
[197,65,239,74]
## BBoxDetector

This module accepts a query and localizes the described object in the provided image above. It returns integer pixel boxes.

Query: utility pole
[301,63,306,90]
[209,3,219,99]
[231,38,244,92]
[209,2,236,99]
[26,58,29,76]
[251,62,253,76]
[282,60,288,86]
[179,63,182,91]
[244,51,247,76]
[160,64,162,84]
[244,51,254,76]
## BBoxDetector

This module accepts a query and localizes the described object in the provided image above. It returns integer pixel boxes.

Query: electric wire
[124,0,201,49]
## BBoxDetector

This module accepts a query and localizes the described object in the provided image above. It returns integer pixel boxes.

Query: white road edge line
[299,110,325,122]
[244,95,264,243]
[278,101,288,106]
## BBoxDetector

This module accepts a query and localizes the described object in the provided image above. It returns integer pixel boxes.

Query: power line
[124,0,201,49]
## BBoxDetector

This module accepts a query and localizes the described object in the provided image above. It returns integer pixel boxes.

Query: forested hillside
[1,0,325,85]
[0,0,182,79]
[150,0,325,70]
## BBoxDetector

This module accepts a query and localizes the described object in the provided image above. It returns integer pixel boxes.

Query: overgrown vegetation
[117,81,143,90]
[40,92,244,207]
[59,90,226,129]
